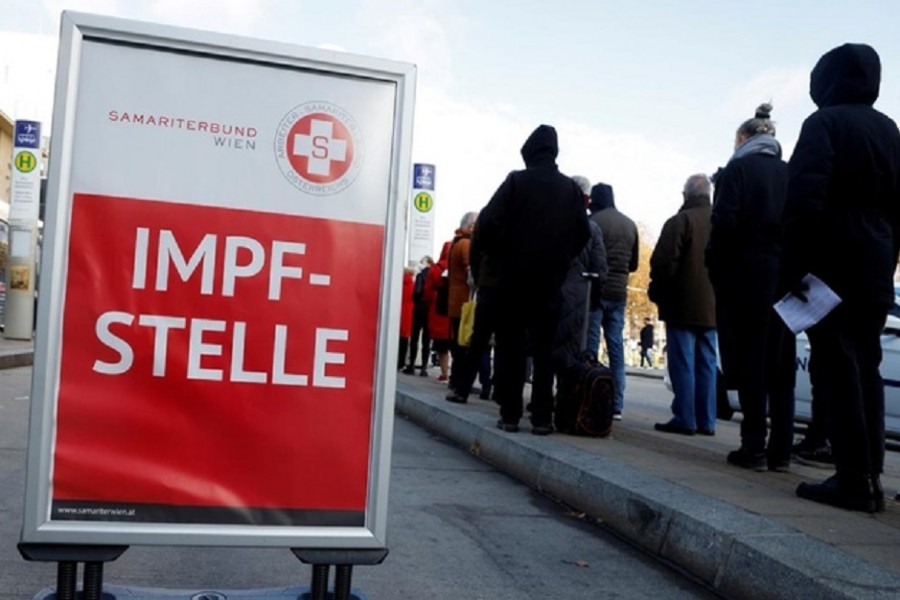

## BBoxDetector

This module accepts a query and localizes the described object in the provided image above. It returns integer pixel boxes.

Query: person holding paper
[706,103,795,472]
[784,43,900,513]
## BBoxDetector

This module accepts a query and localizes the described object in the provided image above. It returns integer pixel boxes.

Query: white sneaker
[612,411,622,421]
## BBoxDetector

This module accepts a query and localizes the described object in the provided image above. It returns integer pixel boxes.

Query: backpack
[554,272,615,437]
[559,361,616,437]
[435,268,450,316]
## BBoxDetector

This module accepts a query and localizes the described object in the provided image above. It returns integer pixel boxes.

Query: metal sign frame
[21,11,415,548]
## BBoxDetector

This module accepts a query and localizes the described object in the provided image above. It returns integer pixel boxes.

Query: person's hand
[790,280,810,303]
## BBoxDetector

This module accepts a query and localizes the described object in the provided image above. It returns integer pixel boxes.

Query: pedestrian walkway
[395,370,900,600]
[5,334,899,599]
[0,335,33,369]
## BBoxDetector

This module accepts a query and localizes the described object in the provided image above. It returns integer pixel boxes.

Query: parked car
[664,302,900,441]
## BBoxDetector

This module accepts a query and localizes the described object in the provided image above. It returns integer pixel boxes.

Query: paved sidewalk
[395,371,900,600]
[6,336,899,599]
[0,336,33,369]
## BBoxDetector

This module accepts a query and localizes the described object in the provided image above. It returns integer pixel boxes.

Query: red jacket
[400,271,414,338]
[425,242,452,341]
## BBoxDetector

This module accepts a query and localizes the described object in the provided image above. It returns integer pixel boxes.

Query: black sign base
[19,543,129,600]
[291,548,388,600]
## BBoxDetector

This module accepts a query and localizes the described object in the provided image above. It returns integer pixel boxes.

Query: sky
[2,0,900,250]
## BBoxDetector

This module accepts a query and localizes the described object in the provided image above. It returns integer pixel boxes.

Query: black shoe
[727,447,767,471]
[795,443,834,467]
[479,388,492,401]
[532,424,553,436]
[419,369,428,377]
[496,419,519,433]
[796,474,877,513]
[401,365,415,375]
[872,476,885,513]
[697,428,715,436]
[654,421,695,436]
[792,437,825,454]
[445,391,468,404]
[768,459,791,473]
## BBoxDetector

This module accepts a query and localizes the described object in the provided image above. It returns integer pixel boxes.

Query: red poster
[51,193,384,526]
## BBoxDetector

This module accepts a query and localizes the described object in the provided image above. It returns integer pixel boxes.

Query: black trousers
[455,287,499,397]
[495,293,559,426]
[397,337,409,370]
[807,304,886,478]
[408,307,430,369]
[449,316,464,389]
[736,311,796,461]
[803,352,831,447]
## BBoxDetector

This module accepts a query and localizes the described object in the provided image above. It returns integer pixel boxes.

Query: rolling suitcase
[555,272,616,437]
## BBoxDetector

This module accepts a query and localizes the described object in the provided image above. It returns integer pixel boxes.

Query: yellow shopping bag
[458,299,476,347]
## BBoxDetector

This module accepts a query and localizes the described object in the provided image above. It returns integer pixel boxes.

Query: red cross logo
[286,113,355,184]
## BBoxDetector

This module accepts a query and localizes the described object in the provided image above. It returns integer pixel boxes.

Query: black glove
[789,279,810,303]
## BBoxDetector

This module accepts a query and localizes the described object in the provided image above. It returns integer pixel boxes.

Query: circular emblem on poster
[275,102,364,195]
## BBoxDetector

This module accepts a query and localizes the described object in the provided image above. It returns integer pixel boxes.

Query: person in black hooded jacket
[476,124,590,434]
[785,43,900,513]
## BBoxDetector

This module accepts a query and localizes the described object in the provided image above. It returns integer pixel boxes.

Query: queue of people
[397,42,900,514]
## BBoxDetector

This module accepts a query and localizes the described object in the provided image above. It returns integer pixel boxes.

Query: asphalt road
[0,366,720,599]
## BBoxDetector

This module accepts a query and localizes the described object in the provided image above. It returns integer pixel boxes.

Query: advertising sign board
[21,12,415,549]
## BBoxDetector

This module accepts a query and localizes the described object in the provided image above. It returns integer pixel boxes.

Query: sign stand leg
[333,565,353,600]
[18,543,128,598]
[310,564,330,600]
[292,548,388,600]
[56,562,77,600]
[83,561,104,600]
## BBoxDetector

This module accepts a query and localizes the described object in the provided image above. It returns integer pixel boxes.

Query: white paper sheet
[774,274,842,334]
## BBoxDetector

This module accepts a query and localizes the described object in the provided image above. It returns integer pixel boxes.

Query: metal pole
[310,564,330,600]
[56,561,77,600]
[334,565,353,600]
[83,561,104,600]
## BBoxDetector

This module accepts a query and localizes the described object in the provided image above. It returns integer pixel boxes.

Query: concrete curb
[396,385,900,600]
[0,349,33,370]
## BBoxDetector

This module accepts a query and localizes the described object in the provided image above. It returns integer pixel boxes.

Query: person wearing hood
[649,175,717,437]
[475,124,590,434]
[705,104,794,472]
[587,182,639,419]
[784,44,900,513]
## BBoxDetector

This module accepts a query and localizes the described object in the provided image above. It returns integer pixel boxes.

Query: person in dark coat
[552,176,608,431]
[785,44,900,513]
[445,217,500,404]
[404,255,433,375]
[588,183,639,419]
[476,124,590,434]
[706,103,795,472]
[649,174,717,436]
[639,319,654,368]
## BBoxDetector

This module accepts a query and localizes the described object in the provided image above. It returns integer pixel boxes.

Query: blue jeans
[587,299,626,412]
[666,326,717,431]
